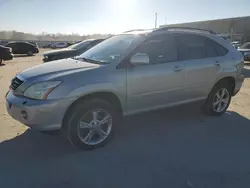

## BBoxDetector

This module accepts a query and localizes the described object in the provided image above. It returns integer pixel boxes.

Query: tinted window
[177,34,206,61]
[86,40,102,49]
[6,43,15,48]
[134,35,177,64]
[240,43,250,49]
[206,39,228,57]
[17,43,27,49]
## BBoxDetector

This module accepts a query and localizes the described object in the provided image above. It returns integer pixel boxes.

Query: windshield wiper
[76,57,108,64]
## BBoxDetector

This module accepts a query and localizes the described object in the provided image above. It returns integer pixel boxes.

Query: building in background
[160,16,250,42]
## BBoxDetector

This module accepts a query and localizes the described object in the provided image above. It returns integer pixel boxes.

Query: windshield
[77,34,142,64]
[68,41,91,50]
[240,43,250,49]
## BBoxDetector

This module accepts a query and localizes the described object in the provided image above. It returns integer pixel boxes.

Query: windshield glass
[68,41,91,50]
[240,43,250,49]
[77,34,142,64]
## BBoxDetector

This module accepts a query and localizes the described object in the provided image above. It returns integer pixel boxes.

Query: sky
[0,0,250,34]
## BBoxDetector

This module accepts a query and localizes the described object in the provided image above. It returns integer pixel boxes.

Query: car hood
[19,58,100,80]
[43,48,76,56]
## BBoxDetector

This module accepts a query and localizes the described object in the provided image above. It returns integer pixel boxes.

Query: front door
[126,34,185,114]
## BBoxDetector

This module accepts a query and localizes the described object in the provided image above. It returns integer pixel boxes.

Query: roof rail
[154,27,216,34]
[123,29,147,33]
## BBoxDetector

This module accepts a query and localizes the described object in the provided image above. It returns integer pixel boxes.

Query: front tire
[203,81,232,116]
[64,99,119,150]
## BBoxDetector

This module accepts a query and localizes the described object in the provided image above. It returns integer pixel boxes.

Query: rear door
[177,34,227,101]
[126,34,185,114]
[16,43,27,54]
[23,43,31,54]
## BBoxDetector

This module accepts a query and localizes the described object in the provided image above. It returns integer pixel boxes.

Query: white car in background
[51,42,68,49]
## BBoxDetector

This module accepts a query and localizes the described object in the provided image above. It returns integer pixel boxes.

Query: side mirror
[130,53,150,66]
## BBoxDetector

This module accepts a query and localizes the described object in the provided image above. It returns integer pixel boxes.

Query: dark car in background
[238,42,250,61]
[5,42,39,56]
[0,45,13,64]
[42,38,104,62]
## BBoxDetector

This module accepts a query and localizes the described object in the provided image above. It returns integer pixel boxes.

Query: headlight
[23,81,61,100]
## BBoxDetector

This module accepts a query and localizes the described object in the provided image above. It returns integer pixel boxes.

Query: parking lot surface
[0,52,250,188]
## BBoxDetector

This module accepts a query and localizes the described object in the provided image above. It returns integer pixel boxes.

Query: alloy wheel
[212,88,230,113]
[77,109,112,146]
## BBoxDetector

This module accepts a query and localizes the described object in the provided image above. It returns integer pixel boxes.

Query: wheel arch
[209,76,236,96]
[62,91,123,129]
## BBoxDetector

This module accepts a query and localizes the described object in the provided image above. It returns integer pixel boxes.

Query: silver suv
[6,27,244,150]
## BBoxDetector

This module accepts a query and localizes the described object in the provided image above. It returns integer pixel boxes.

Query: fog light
[21,110,28,120]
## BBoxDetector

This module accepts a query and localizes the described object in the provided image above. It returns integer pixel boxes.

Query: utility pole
[155,12,158,28]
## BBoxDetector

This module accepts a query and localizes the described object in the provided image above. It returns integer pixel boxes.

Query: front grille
[10,76,24,90]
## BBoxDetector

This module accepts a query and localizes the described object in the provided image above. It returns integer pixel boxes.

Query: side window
[206,39,228,57]
[133,34,178,64]
[177,34,206,61]
[24,43,30,50]
[6,43,13,48]
[246,44,250,49]
[85,41,98,50]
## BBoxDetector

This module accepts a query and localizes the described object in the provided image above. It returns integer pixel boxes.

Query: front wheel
[203,81,232,116]
[64,99,119,150]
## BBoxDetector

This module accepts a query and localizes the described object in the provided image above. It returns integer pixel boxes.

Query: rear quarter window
[206,39,228,57]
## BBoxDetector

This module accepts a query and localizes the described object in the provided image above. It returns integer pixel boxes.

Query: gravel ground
[0,51,250,188]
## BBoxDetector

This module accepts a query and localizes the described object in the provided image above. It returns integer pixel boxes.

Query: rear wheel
[64,99,119,150]
[27,51,33,56]
[203,81,232,116]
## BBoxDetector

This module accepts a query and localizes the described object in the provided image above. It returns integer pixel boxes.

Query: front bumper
[5,90,76,131]
[2,53,13,61]
[43,56,50,62]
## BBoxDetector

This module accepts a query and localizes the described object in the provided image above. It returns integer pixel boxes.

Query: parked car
[238,42,250,61]
[0,41,9,46]
[42,39,105,62]
[0,45,13,64]
[231,41,241,49]
[6,27,244,150]
[51,42,68,49]
[5,42,39,56]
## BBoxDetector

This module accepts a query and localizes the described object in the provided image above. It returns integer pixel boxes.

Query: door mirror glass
[130,53,150,65]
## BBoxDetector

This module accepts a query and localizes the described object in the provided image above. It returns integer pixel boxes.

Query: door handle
[172,66,183,72]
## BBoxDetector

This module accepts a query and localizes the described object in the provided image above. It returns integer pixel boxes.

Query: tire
[203,81,232,116]
[63,99,119,150]
[27,51,33,56]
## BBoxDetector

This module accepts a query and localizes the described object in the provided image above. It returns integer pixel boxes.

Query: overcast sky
[0,0,250,34]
